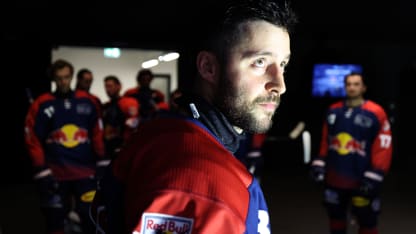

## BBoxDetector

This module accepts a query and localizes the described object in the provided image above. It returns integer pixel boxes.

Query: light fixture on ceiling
[141,59,159,69]
[141,52,180,68]
[158,52,180,62]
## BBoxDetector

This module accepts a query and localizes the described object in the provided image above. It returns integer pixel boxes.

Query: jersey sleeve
[370,107,393,174]
[24,94,52,168]
[318,120,329,159]
[132,190,246,234]
[122,88,137,97]
[92,118,105,159]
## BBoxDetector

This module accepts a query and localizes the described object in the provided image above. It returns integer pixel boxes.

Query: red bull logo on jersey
[329,132,366,156]
[140,213,193,234]
[49,124,89,148]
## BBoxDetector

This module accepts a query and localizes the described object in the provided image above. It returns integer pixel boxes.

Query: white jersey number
[258,210,270,234]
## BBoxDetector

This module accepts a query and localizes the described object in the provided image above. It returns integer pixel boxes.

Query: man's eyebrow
[241,51,291,61]
[241,51,272,58]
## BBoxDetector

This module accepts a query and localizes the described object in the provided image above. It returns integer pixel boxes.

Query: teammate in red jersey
[123,69,167,121]
[76,68,103,110]
[102,75,140,159]
[24,59,107,234]
[91,1,298,233]
[310,72,393,234]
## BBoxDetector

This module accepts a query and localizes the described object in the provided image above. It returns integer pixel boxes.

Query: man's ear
[196,51,220,84]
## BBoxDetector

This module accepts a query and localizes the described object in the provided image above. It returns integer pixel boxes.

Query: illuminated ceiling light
[158,52,180,62]
[104,48,121,58]
[141,59,159,68]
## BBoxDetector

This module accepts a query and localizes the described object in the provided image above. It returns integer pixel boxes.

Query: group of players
[23,60,170,233]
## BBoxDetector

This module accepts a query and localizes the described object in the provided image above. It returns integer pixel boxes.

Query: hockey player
[24,59,108,234]
[102,75,139,159]
[123,69,167,121]
[310,72,393,234]
[76,68,103,109]
[91,0,298,233]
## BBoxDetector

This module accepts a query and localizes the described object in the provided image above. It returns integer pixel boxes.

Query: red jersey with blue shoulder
[104,116,271,234]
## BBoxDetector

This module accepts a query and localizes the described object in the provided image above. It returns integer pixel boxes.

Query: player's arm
[24,96,52,175]
[370,109,393,175]
[310,120,329,183]
[132,191,247,234]
[24,96,61,207]
[360,108,393,196]
[358,106,393,197]
[88,97,105,158]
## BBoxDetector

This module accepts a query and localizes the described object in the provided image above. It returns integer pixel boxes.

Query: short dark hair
[344,72,365,84]
[200,0,297,63]
[104,75,121,85]
[136,69,154,82]
[49,59,74,79]
[76,68,92,81]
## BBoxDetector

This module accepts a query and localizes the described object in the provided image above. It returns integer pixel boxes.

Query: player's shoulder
[363,100,383,109]
[329,100,344,109]
[362,100,388,118]
[91,93,102,104]
[75,90,101,104]
[74,89,90,98]
[119,96,138,105]
[37,92,54,100]
[33,92,55,106]
[123,87,138,96]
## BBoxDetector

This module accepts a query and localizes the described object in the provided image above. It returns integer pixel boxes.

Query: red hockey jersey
[93,116,271,234]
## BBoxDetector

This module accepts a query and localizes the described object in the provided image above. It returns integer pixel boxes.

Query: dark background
[1,1,416,233]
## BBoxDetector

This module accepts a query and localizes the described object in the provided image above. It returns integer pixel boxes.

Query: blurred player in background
[102,75,139,160]
[310,72,393,234]
[24,59,108,234]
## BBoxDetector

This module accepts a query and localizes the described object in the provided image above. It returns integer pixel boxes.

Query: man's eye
[253,58,266,68]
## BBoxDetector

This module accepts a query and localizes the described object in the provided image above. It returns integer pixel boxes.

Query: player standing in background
[76,68,103,109]
[102,75,140,160]
[24,59,108,234]
[310,72,393,234]
[123,69,167,121]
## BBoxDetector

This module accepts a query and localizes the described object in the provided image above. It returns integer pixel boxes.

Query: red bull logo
[49,124,88,148]
[329,132,366,156]
[141,213,193,234]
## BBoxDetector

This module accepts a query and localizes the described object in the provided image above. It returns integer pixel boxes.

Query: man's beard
[216,78,279,133]
[57,86,71,94]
